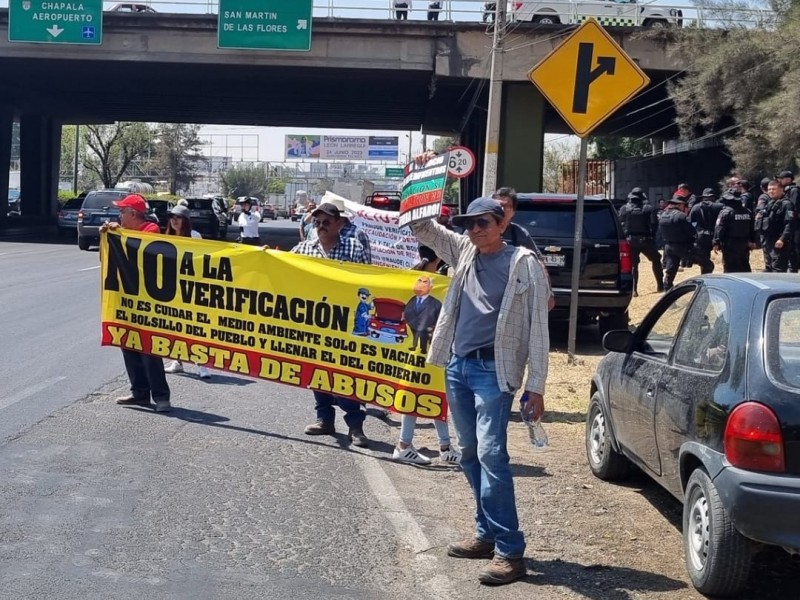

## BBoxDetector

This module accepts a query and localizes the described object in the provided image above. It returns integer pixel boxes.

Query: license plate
[543,254,566,267]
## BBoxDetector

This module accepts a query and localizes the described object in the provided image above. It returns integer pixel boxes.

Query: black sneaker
[115,394,151,407]
[349,427,369,448]
[304,421,335,436]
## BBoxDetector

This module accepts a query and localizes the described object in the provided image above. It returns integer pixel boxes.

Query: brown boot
[447,538,494,559]
[478,556,527,585]
[115,394,151,407]
[304,421,335,436]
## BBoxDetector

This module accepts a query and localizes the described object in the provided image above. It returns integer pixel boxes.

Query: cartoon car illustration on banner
[368,298,407,344]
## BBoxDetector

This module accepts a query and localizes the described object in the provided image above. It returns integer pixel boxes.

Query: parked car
[365,191,401,212]
[56,196,85,236]
[586,274,800,596]
[260,203,277,221]
[147,198,175,232]
[511,0,682,28]
[76,189,130,250]
[7,189,21,216]
[181,197,226,240]
[513,193,633,335]
[276,207,290,219]
[290,206,306,222]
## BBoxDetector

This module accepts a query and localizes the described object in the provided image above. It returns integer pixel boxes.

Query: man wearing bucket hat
[100,195,172,413]
[291,202,371,447]
[409,197,551,585]
[618,187,663,296]
[307,196,372,263]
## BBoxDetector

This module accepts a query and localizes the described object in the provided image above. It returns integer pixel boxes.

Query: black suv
[181,198,227,240]
[512,193,633,335]
[77,189,130,250]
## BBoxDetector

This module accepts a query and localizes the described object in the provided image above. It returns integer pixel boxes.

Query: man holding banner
[410,197,550,585]
[291,202,371,447]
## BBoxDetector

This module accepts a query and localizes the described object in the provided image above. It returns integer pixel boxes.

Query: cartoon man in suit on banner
[403,275,442,354]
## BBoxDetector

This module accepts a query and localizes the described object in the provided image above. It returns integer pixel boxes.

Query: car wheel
[77,236,91,251]
[644,18,668,29]
[683,469,752,596]
[585,393,630,480]
[598,311,629,337]
[533,14,560,25]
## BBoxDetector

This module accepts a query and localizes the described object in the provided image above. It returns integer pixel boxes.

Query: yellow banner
[100,230,449,420]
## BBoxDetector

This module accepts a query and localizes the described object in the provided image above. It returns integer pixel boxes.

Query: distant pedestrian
[777,170,800,272]
[755,177,774,270]
[437,205,454,230]
[427,1,441,20]
[394,0,410,20]
[688,188,722,274]
[739,179,754,212]
[163,205,211,379]
[292,203,371,448]
[299,200,316,241]
[760,180,795,273]
[618,187,664,295]
[236,197,261,245]
[713,190,754,273]
[482,2,496,22]
[101,195,172,413]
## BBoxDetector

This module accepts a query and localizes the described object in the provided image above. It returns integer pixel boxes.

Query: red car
[368,298,407,344]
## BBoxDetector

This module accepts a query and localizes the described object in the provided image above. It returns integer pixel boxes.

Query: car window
[81,192,126,209]
[638,288,695,358]
[513,203,618,239]
[63,197,84,209]
[765,297,800,390]
[182,199,213,210]
[673,288,730,372]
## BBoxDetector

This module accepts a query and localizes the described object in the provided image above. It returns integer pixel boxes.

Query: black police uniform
[760,195,795,272]
[688,193,722,274]
[659,202,711,290]
[784,183,800,272]
[618,193,663,294]
[713,192,754,273]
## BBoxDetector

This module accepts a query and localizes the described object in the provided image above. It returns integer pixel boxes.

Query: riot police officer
[754,177,772,270]
[713,190,754,272]
[688,188,722,274]
[778,170,800,272]
[760,179,795,272]
[659,196,712,290]
[618,187,663,296]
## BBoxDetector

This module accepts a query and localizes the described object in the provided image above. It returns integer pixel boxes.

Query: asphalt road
[0,230,483,600]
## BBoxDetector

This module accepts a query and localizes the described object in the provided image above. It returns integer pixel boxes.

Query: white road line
[78,265,101,272]
[0,376,68,411]
[359,458,455,600]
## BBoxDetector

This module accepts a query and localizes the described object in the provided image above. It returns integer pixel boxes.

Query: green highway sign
[385,167,404,178]
[218,0,313,51]
[8,0,102,45]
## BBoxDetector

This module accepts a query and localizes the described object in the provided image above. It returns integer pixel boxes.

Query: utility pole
[482,1,506,196]
[72,124,80,195]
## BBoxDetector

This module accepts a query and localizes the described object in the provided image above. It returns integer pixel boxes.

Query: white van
[511,0,682,28]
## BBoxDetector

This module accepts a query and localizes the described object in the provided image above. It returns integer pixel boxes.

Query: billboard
[285,135,399,161]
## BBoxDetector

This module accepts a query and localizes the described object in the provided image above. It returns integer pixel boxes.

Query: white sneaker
[439,448,462,465]
[392,446,431,465]
[198,366,211,379]
[165,360,184,374]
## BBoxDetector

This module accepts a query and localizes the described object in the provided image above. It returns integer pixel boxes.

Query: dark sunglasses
[463,217,493,231]
[313,218,334,228]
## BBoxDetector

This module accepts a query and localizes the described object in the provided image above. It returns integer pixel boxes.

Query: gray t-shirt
[453,245,514,357]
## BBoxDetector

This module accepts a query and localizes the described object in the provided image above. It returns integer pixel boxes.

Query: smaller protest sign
[398,152,450,228]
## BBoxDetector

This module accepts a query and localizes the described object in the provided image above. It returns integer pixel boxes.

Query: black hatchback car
[513,194,633,335]
[586,274,800,596]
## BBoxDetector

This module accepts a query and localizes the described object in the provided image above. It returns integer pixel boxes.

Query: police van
[511,0,682,28]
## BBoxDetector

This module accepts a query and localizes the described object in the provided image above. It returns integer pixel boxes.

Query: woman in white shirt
[236,198,262,245]
[163,204,210,378]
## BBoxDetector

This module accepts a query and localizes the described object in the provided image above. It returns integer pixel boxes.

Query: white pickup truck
[511,0,683,28]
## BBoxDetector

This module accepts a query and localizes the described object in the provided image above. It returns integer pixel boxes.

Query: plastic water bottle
[519,392,550,452]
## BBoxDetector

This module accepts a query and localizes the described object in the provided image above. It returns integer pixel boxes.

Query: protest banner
[398,152,450,228]
[321,191,419,270]
[100,231,449,420]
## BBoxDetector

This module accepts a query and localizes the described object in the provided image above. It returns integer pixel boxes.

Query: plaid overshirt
[410,219,550,395]
[308,220,372,264]
[290,235,369,264]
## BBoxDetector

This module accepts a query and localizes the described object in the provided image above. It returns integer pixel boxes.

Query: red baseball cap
[114,194,147,213]
[440,206,452,217]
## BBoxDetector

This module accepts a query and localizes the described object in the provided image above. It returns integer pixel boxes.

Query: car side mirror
[602,329,634,353]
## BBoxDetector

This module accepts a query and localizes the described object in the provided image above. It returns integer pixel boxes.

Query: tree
[220,164,268,198]
[589,136,651,159]
[542,139,581,192]
[83,123,152,189]
[153,123,205,195]
[665,7,798,176]
[432,135,457,154]
[267,177,288,194]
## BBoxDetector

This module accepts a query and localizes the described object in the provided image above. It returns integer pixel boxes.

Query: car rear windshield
[62,197,84,209]
[512,203,619,240]
[183,199,213,210]
[765,296,800,390]
[81,192,127,209]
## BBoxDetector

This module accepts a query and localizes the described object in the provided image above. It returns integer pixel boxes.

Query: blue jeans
[445,355,524,559]
[399,415,451,447]
[313,391,365,429]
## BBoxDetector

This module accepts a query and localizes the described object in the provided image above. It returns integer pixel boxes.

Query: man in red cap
[101,194,171,413]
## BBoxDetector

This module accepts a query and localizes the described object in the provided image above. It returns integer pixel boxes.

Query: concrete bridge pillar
[20,115,61,217]
[0,112,12,222]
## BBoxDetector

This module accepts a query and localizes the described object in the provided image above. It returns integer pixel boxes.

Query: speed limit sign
[446,145,476,179]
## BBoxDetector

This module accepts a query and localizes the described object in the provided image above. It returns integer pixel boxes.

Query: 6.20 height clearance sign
[99,231,449,420]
